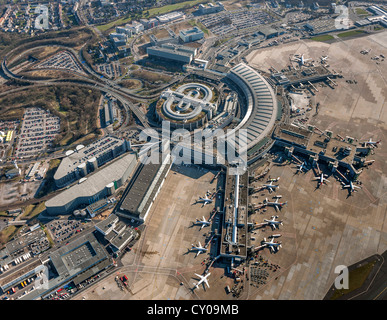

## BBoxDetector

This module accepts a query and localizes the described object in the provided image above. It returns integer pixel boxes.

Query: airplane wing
[204,279,209,288]
[199,241,202,248]
[200,224,204,230]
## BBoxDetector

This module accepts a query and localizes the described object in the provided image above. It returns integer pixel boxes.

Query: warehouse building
[46,153,138,215]
[54,136,130,188]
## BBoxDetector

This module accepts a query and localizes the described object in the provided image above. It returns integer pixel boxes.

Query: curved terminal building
[226,63,278,151]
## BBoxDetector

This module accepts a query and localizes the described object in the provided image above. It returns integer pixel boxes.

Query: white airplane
[267,177,280,182]
[264,197,287,212]
[255,236,282,254]
[293,54,311,65]
[193,273,211,290]
[261,181,280,193]
[341,180,361,194]
[190,241,207,257]
[197,195,213,207]
[257,215,283,230]
[362,138,381,148]
[313,173,330,187]
[295,161,307,173]
[321,55,329,62]
[194,216,211,229]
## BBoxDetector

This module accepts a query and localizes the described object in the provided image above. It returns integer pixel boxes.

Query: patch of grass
[330,261,376,300]
[355,8,370,16]
[310,34,335,42]
[337,30,365,38]
[0,225,18,247]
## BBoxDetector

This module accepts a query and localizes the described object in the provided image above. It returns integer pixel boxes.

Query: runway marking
[373,286,387,300]
[361,185,378,203]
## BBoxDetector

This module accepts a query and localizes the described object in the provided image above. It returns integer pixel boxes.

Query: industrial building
[46,153,138,215]
[147,43,197,64]
[179,26,204,43]
[116,154,172,223]
[54,136,130,188]
[17,232,113,300]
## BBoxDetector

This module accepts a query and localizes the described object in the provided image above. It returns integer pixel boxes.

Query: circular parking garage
[155,82,219,130]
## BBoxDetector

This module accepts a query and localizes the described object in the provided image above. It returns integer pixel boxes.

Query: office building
[179,26,204,42]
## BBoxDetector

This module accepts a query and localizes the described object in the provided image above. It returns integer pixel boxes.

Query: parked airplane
[190,242,207,257]
[193,273,211,290]
[313,173,330,187]
[341,180,361,194]
[360,49,371,54]
[261,181,280,193]
[196,195,213,207]
[295,161,307,174]
[321,55,329,62]
[267,177,280,182]
[257,215,283,230]
[362,138,381,148]
[194,216,211,229]
[293,54,311,65]
[263,197,287,212]
[255,236,282,253]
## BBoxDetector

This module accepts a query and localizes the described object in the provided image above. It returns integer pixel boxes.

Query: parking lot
[36,50,85,75]
[200,8,276,36]
[15,107,60,159]
[47,219,85,245]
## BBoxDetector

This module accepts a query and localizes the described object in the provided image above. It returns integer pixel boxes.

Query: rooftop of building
[46,153,138,209]
[54,136,126,181]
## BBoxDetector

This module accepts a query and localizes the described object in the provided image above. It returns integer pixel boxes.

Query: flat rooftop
[46,153,138,209]
[49,232,108,278]
[119,162,162,217]
[54,136,126,181]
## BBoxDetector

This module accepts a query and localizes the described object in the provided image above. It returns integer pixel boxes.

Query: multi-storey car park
[53,135,131,188]
[46,152,138,216]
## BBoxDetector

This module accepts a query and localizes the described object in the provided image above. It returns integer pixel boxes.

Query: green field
[355,8,370,16]
[97,0,208,33]
[337,30,365,38]
[310,34,335,42]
